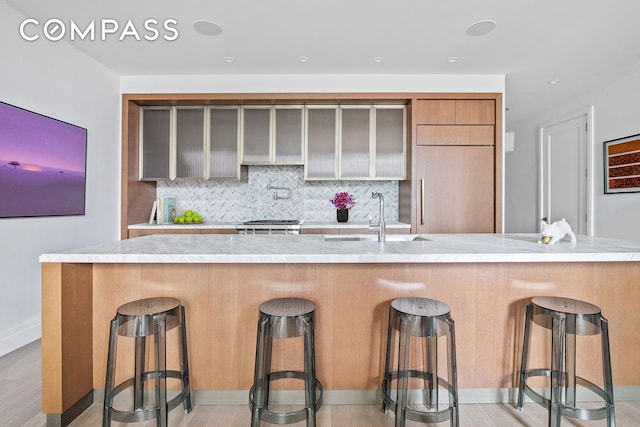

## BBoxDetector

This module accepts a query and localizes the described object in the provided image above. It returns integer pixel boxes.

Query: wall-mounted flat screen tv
[0,101,87,218]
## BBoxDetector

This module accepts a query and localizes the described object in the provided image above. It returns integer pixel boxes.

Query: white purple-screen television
[0,101,87,218]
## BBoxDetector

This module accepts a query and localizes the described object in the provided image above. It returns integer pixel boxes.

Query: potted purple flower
[330,191,355,222]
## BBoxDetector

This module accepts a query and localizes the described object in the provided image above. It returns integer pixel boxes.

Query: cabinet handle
[420,178,425,225]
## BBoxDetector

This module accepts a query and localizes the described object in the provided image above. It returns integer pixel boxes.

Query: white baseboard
[0,315,41,357]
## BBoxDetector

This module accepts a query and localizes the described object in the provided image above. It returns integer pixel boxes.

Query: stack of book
[149,197,176,224]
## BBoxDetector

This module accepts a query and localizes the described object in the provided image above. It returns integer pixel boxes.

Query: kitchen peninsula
[40,233,640,425]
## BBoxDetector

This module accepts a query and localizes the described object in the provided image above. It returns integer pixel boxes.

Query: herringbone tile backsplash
[157,166,398,222]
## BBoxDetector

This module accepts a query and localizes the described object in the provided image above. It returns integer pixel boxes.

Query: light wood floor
[3,341,640,426]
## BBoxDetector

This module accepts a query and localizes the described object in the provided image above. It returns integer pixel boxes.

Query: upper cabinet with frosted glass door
[139,106,244,181]
[241,105,304,165]
[140,106,172,180]
[208,106,245,180]
[140,106,205,181]
[305,104,406,180]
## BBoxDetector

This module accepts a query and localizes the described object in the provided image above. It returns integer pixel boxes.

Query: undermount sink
[324,234,429,242]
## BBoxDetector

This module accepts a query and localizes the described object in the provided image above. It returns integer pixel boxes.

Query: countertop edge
[38,233,640,264]
[127,221,412,230]
[38,254,640,264]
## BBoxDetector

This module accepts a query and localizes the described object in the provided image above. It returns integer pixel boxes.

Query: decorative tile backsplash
[157,166,398,222]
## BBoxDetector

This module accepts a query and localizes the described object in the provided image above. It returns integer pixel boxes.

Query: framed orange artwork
[604,133,640,194]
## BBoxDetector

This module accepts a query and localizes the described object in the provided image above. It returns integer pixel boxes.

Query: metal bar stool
[103,297,192,427]
[249,297,323,427]
[381,297,459,427]
[516,296,615,427]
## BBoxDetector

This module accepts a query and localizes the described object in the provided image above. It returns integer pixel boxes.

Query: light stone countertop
[39,233,640,264]
[127,221,411,230]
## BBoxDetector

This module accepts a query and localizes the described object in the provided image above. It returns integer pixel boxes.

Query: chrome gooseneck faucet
[369,192,386,243]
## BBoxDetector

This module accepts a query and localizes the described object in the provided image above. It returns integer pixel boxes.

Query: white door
[539,112,591,235]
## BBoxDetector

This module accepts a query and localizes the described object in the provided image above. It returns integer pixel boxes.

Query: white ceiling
[7,0,640,125]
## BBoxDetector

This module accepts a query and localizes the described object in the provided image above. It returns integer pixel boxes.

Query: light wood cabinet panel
[128,228,235,238]
[455,100,495,124]
[414,99,495,125]
[300,228,339,234]
[414,100,455,124]
[415,145,494,233]
[128,229,197,237]
[41,263,93,414]
[416,125,494,146]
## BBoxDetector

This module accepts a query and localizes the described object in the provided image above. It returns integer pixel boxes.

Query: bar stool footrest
[521,368,614,421]
[249,370,323,425]
[107,370,191,423]
[382,369,457,424]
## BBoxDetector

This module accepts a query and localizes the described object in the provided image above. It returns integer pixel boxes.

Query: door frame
[538,106,594,236]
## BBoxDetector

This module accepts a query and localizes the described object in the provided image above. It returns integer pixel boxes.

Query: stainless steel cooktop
[242,219,301,225]
[237,219,302,234]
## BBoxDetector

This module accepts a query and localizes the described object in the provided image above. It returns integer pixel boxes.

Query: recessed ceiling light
[223,57,234,63]
[298,56,309,63]
[465,20,497,36]
[447,56,459,63]
[193,20,222,36]
[374,57,384,63]
[548,80,560,85]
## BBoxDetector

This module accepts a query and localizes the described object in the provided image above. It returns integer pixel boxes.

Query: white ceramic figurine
[538,218,577,245]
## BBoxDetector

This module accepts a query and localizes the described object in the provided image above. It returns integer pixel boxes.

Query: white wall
[0,4,120,355]
[506,69,640,242]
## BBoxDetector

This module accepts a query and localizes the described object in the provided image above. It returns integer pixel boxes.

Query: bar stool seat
[516,296,615,426]
[382,297,459,427]
[249,297,323,427]
[103,297,192,427]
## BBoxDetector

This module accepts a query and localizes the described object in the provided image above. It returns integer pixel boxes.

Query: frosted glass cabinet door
[209,107,241,179]
[375,107,405,179]
[305,107,338,179]
[140,108,171,180]
[176,107,205,179]
[274,107,304,164]
[242,107,271,164]
[340,107,371,178]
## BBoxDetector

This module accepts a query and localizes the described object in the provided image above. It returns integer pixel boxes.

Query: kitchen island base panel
[41,263,93,415]
[42,261,640,421]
